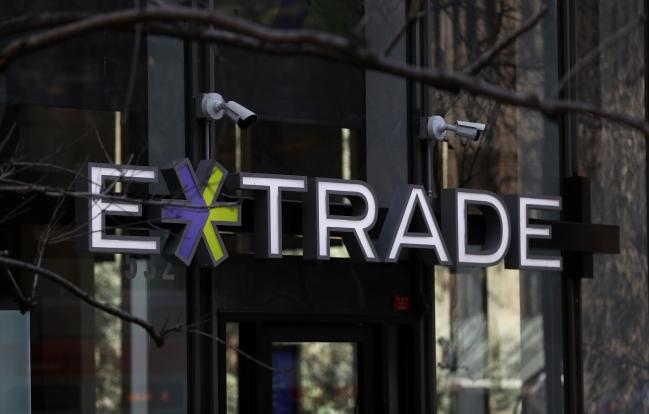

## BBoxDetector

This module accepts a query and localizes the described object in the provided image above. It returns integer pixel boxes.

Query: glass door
[271,341,358,413]
[223,322,380,414]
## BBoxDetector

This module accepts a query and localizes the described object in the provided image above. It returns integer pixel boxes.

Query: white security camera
[200,92,257,128]
[426,115,486,142]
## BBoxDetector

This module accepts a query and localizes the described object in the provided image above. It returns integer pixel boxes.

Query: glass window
[0,2,188,413]
[209,0,371,260]
[573,0,649,412]
[0,310,31,414]
[211,0,366,179]
[226,322,240,414]
[430,1,565,412]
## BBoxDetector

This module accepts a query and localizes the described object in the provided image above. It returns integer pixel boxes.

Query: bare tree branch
[551,13,645,97]
[153,25,649,135]
[0,177,239,209]
[0,7,352,69]
[0,12,85,39]
[0,256,286,372]
[0,255,173,346]
[1,6,647,136]
[5,161,90,180]
[464,5,548,76]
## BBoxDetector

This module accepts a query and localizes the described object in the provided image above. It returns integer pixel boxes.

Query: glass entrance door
[271,342,357,413]
[224,322,379,414]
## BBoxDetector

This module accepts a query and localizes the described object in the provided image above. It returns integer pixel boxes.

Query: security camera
[199,92,257,128]
[426,115,486,142]
[223,101,257,128]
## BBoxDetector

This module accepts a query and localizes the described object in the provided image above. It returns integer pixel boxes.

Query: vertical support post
[204,120,211,160]
[559,0,585,412]
[187,1,217,413]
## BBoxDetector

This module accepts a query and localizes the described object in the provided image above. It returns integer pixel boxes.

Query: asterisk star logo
[161,159,240,266]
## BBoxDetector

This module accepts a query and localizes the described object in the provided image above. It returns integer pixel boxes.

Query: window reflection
[574,0,649,412]
[430,1,564,412]
[0,5,188,408]
[94,257,123,413]
[226,322,239,414]
[211,2,366,262]
[272,342,357,414]
[436,264,563,413]
[0,310,31,414]
[212,0,365,129]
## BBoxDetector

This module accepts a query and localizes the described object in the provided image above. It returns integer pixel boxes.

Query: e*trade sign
[87,159,562,271]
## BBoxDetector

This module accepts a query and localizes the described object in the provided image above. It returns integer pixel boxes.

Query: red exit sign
[393,295,412,312]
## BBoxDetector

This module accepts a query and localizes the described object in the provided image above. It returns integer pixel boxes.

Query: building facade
[0,0,647,413]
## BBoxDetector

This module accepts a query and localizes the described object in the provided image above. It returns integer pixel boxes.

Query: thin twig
[0,177,240,209]
[0,256,283,372]
[350,15,368,46]
[30,162,85,298]
[0,192,37,224]
[186,328,290,373]
[91,123,114,164]
[0,122,17,157]
[0,255,170,346]
[551,14,645,97]
[3,266,33,312]
[464,5,548,76]
[4,161,90,180]
[384,0,423,56]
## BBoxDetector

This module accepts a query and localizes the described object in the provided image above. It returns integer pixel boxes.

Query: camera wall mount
[198,92,257,129]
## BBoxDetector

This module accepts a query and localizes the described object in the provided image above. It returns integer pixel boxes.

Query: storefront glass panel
[0,310,31,413]
[0,2,188,413]
[574,0,649,412]
[430,1,564,412]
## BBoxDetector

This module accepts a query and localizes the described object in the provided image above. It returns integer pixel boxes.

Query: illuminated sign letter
[377,186,451,264]
[160,159,240,267]
[237,174,307,258]
[88,163,159,254]
[442,189,510,266]
[505,195,562,270]
[304,178,379,261]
